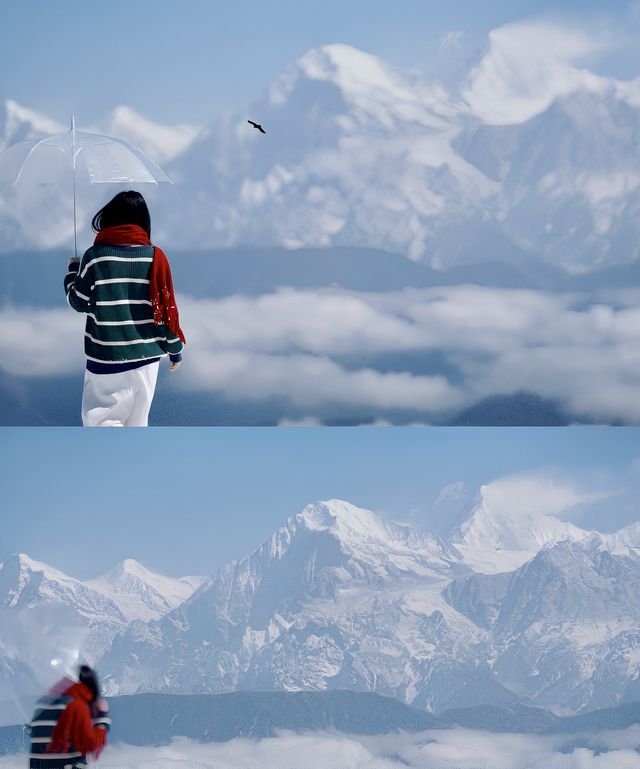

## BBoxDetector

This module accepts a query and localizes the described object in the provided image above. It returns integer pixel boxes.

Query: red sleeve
[48,700,107,757]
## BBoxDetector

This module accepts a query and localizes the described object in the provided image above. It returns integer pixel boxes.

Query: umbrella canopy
[0,116,172,255]
[0,602,90,725]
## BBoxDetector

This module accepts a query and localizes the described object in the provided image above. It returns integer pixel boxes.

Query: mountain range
[0,555,202,722]
[2,42,640,271]
[2,497,640,724]
[5,690,640,754]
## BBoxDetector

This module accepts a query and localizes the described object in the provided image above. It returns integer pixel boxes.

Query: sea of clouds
[4,726,640,769]
[2,284,639,423]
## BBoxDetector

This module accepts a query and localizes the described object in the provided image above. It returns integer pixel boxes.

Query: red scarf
[94,224,186,344]
[45,682,106,758]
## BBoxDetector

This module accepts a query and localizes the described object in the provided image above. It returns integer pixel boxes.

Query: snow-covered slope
[86,558,204,623]
[447,539,640,713]
[0,100,63,151]
[0,553,128,722]
[96,106,201,164]
[0,552,127,645]
[451,482,589,573]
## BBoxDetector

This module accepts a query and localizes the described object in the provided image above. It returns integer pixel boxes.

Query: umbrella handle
[71,116,77,259]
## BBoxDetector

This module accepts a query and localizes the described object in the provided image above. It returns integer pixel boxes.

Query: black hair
[78,665,101,703]
[91,190,151,238]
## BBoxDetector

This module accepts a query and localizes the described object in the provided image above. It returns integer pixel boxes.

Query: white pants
[81,361,160,427]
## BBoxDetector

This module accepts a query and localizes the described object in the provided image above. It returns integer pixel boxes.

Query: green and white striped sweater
[65,244,184,364]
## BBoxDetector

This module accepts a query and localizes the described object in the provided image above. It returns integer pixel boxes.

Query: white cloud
[3,285,640,422]
[180,349,461,411]
[278,417,322,427]
[4,726,640,769]
[480,472,613,521]
[463,17,613,124]
[0,306,85,376]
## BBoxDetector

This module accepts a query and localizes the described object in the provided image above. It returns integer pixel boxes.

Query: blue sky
[1,427,639,579]
[2,0,639,124]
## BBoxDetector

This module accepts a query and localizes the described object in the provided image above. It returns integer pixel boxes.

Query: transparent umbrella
[0,602,90,726]
[0,116,172,256]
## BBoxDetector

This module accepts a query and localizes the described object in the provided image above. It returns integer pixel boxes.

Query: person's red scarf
[45,682,106,758]
[94,224,186,344]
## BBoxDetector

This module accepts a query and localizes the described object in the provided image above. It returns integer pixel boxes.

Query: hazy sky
[1,427,639,579]
[2,0,639,124]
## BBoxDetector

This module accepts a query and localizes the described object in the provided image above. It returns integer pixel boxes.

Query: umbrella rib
[13,135,60,186]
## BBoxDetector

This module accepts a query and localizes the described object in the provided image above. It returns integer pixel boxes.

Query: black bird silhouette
[248,120,266,134]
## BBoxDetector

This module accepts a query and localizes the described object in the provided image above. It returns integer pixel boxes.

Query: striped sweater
[65,244,184,364]
[29,690,111,769]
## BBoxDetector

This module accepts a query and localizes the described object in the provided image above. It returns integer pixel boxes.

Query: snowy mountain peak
[1,552,37,571]
[598,521,640,556]
[295,44,399,90]
[296,499,410,545]
[87,559,204,623]
[100,105,201,163]
[108,104,146,124]
[291,500,458,581]
[0,552,71,586]
[109,557,153,575]
[450,479,591,574]
[268,43,450,129]
[0,100,64,149]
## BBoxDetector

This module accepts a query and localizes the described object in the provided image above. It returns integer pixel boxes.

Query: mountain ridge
[2,498,639,719]
[2,43,640,270]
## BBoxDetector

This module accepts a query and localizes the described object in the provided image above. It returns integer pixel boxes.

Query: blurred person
[65,190,185,426]
[29,665,111,768]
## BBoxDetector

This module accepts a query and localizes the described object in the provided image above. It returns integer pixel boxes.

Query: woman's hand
[95,698,109,713]
[169,361,181,371]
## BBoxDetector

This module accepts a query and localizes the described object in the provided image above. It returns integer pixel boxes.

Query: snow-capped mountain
[0,100,202,251]
[161,43,640,270]
[446,539,640,713]
[97,499,640,715]
[0,100,63,152]
[100,500,494,709]
[0,553,127,661]
[0,99,200,163]
[4,498,640,718]
[0,553,202,628]
[451,482,590,574]
[95,106,201,164]
[0,553,203,721]
[86,558,204,623]
[159,44,494,261]
[2,41,640,270]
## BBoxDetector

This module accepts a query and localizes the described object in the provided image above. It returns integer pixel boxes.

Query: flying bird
[248,120,266,134]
